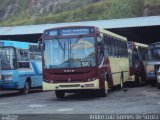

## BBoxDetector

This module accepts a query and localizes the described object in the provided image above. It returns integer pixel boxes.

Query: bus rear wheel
[20,81,30,95]
[55,90,65,98]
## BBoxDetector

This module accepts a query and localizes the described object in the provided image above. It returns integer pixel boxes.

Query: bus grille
[59,84,80,88]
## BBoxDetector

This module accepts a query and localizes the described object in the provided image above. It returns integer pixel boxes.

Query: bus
[143,42,160,88]
[41,26,129,98]
[127,41,148,85]
[0,40,42,94]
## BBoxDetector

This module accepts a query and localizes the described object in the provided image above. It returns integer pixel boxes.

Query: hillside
[0,0,160,26]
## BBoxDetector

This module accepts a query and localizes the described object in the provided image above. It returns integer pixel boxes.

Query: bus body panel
[0,61,42,90]
[109,57,129,86]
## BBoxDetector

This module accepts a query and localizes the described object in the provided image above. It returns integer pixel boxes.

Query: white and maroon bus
[127,41,148,85]
[41,26,129,98]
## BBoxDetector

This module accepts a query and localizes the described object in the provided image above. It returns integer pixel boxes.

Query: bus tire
[99,88,108,97]
[55,90,65,98]
[20,81,30,95]
[135,75,145,86]
[99,82,108,97]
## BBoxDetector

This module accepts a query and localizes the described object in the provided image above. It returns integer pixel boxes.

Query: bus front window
[148,48,160,60]
[44,37,96,69]
[0,47,16,70]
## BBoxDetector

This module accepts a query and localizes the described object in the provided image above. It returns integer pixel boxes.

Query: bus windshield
[148,48,160,60]
[0,47,16,70]
[44,37,96,69]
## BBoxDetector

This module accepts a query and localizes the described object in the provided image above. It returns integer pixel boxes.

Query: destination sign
[49,30,58,36]
[61,29,90,36]
[45,28,95,37]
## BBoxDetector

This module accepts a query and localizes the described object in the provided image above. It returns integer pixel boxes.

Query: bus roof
[0,40,36,49]
[44,26,127,41]
[149,42,160,46]
[135,42,148,47]
[44,26,95,32]
[99,28,127,41]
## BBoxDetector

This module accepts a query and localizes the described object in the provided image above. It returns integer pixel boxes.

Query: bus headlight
[146,65,155,76]
[146,65,154,73]
[87,78,96,82]
[2,75,13,81]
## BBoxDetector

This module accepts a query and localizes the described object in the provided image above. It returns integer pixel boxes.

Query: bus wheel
[99,88,108,97]
[20,81,30,95]
[99,83,108,97]
[135,75,144,86]
[55,90,65,98]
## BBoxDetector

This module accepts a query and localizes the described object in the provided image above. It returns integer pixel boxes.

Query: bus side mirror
[99,42,104,55]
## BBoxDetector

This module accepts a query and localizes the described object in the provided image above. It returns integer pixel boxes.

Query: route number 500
[81,61,91,67]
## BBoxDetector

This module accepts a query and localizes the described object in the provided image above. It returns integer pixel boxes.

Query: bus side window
[122,41,125,57]
[106,36,111,56]
[112,38,115,57]
[114,39,118,57]
[35,52,42,61]
[118,40,121,57]
[108,36,112,56]
[30,52,35,60]
[17,49,30,68]
[120,40,123,57]
[104,35,109,56]
[124,42,128,57]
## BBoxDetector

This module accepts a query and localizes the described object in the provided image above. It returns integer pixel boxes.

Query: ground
[0,85,160,115]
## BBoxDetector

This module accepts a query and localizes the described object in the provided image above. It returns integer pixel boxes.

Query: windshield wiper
[55,38,65,52]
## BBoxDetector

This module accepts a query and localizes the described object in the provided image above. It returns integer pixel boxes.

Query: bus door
[132,48,141,74]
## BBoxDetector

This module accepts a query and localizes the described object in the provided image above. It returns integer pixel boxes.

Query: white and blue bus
[0,40,42,94]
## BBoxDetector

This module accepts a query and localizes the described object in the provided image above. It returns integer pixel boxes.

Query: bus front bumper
[0,81,19,89]
[43,79,100,91]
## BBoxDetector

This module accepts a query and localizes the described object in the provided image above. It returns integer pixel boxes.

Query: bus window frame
[0,46,18,70]
[17,49,31,69]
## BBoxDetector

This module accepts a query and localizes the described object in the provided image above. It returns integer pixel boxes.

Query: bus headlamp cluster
[88,78,96,82]
[146,65,154,73]
[2,75,13,81]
